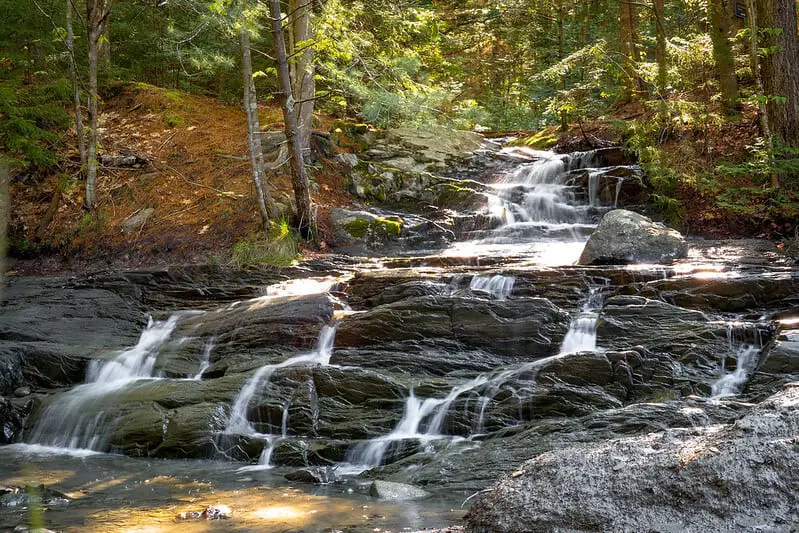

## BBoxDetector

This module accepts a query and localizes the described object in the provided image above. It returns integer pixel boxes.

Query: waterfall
[469,275,515,300]
[711,322,764,398]
[225,325,337,469]
[26,315,182,451]
[192,335,216,380]
[345,285,606,468]
[346,376,487,468]
[559,286,604,354]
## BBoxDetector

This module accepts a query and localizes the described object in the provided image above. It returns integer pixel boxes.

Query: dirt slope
[9,83,350,274]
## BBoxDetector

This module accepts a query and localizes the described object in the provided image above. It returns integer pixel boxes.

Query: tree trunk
[240,28,276,233]
[0,158,8,281]
[619,0,637,102]
[756,0,799,148]
[749,0,778,187]
[654,0,668,97]
[708,0,740,113]
[268,0,316,238]
[67,0,86,169]
[101,12,111,69]
[289,0,315,156]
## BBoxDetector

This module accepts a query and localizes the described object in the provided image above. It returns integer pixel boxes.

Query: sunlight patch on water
[443,240,585,266]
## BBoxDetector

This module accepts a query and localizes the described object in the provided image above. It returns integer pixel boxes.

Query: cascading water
[346,286,605,468]
[224,325,337,469]
[559,285,604,354]
[711,322,764,398]
[452,149,617,263]
[25,315,182,450]
[469,275,515,300]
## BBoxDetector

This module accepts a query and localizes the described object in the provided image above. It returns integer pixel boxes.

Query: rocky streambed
[1,140,798,532]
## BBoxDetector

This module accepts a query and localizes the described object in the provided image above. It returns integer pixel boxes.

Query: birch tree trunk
[289,0,315,156]
[85,0,111,209]
[268,0,316,238]
[240,28,276,233]
[67,0,86,169]
[708,0,739,113]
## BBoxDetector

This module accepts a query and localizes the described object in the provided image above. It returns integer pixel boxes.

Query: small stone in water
[177,504,231,520]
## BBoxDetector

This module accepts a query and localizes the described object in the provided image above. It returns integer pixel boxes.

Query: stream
[2,146,798,532]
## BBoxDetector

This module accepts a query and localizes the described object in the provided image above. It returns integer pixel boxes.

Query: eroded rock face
[579,209,688,265]
[466,383,799,533]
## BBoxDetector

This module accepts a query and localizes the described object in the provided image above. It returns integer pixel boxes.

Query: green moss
[376,217,402,235]
[508,127,559,149]
[163,112,185,128]
[343,218,371,238]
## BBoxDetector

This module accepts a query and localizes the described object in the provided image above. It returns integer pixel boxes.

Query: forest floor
[7,83,797,276]
[8,83,353,275]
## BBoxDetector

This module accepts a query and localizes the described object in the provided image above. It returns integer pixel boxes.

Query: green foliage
[624,120,684,224]
[0,77,71,175]
[229,222,299,268]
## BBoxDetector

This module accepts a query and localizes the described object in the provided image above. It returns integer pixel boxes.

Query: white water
[346,376,487,468]
[559,286,603,354]
[469,275,515,300]
[347,285,605,468]
[711,322,763,398]
[26,315,182,450]
[192,335,216,380]
[225,325,337,469]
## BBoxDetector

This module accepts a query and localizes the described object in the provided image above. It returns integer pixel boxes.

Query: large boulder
[579,209,688,265]
[467,383,799,533]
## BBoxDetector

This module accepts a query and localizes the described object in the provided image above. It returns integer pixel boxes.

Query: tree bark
[654,0,668,97]
[268,0,316,238]
[619,0,637,102]
[240,28,276,233]
[86,1,109,208]
[67,0,86,169]
[755,0,799,148]
[0,158,8,281]
[289,0,315,156]
[708,0,740,113]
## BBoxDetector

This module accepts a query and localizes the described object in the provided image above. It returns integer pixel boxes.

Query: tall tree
[268,0,316,237]
[619,0,638,101]
[755,0,799,147]
[708,0,739,113]
[67,0,86,169]
[654,0,668,97]
[240,26,277,232]
[289,0,315,156]
[85,0,112,209]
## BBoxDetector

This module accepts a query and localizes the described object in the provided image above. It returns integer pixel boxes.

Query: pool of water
[0,445,464,532]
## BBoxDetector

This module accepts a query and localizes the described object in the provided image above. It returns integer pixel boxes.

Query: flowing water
[4,147,789,532]
[26,315,185,450]
[224,325,337,469]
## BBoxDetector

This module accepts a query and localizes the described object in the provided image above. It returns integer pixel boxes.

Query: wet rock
[336,295,570,359]
[369,480,431,501]
[177,504,231,520]
[0,277,146,391]
[0,396,29,444]
[565,165,648,207]
[579,209,687,265]
[285,466,339,484]
[371,398,744,493]
[12,387,30,398]
[466,383,799,533]
[155,293,337,376]
[0,483,70,509]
